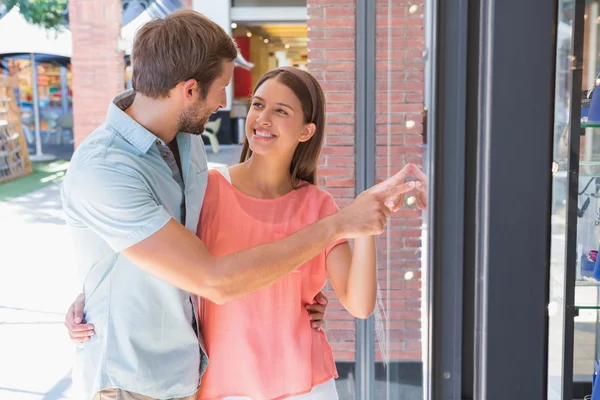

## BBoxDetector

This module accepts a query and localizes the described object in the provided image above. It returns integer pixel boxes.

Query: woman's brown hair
[239,68,326,187]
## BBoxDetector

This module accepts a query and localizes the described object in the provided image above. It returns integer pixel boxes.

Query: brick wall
[374,0,425,362]
[307,0,425,363]
[69,0,124,147]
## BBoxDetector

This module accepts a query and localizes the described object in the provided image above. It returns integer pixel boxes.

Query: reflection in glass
[549,1,600,398]
[548,1,572,398]
[372,1,428,399]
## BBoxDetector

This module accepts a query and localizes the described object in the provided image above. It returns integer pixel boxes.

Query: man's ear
[299,123,316,143]
[181,79,197,100]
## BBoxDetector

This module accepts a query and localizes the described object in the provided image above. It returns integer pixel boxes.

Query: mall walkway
[0,145,242,400]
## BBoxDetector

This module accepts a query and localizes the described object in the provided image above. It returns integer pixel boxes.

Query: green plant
[1,0,68,30]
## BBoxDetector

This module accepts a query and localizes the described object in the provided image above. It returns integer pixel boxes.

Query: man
[61,9,419,400]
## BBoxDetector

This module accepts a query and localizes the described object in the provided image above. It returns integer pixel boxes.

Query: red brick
[405,134,424,144]
[376,49,406,61]
[308,50,325,61]
[325,135,354,146]
[405,341,422,352]
[326,321,356,330]
[307,6,325,17]
[375,38,424,49]
[321,146,354,156]
[327,103,355,113]
[325,124,354,135]
[319,167,353,177]
[320,82,355,92]
[326,29,356,39]
[378,61,423,72]
[325,177,355,187]
[377,5,407,16]
[325,7,355,17]
[376,92,406,103]
[406,71,424,81]
[310,61,355,71]
[325,187,356,198]
[308,29,326,39]
[325,71,355,81]
[325,156,355,167]
[330,341,356,351]
[406,92,424,103]
[310,17,355,28]
[327,114,355,125]
[405,49,425,60]
[325,50,356,61]
[406,27,425,38]
[308,39,355,50]
[310,71,326,81]
[334,352,356,361]
[310,0,356,5]
[70,0,124,146]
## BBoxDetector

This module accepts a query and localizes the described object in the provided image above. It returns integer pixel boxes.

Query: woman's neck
[231,155,294,199]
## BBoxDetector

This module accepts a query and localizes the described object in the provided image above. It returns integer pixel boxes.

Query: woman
[65,67,426,399]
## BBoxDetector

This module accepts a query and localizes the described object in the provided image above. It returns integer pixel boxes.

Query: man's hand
[64,293,95,344]
[307,291,328,331]
[333,164,425,239]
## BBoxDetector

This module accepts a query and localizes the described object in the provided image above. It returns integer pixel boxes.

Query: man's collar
[106,90,162,154]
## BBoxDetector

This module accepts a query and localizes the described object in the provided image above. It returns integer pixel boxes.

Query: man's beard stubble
[177,101,210,135]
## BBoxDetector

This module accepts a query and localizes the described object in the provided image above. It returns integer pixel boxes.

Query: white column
[29,53,55,161]
[274,51,291,67]
[192,0,233,111]
[60,66,69,115]
[585,2,599,164]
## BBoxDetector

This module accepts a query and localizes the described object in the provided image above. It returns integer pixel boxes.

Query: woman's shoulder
[299,182,332,198]
[208,167,230,180]
[205,168,229,200]
[296,183,340,213]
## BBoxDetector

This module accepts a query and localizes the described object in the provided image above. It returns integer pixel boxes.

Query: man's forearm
[210,214,341,304]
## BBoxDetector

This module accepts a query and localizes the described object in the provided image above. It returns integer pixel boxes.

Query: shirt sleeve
[320,192,349,257]
[62,162,173,253]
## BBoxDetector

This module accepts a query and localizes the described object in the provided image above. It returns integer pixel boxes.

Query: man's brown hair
[131,9,238,99]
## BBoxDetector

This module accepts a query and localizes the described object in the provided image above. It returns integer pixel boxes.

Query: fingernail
[416,182,422,187]
[385,200,394,208]
[313,323,317,328]
[74,317,82,323]
[408,181,416,187]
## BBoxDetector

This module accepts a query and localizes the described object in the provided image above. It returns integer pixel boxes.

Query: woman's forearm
[344,236,378,319]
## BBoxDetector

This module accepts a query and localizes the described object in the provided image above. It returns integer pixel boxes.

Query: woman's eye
[251,102,263,108]
[276,109,288,115]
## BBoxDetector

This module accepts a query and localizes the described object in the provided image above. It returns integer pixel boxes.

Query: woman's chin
[248,143,272,156]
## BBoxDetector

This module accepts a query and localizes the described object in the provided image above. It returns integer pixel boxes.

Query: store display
[0,75,32,184]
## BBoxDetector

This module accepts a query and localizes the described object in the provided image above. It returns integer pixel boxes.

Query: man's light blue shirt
[61,91,209,399]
